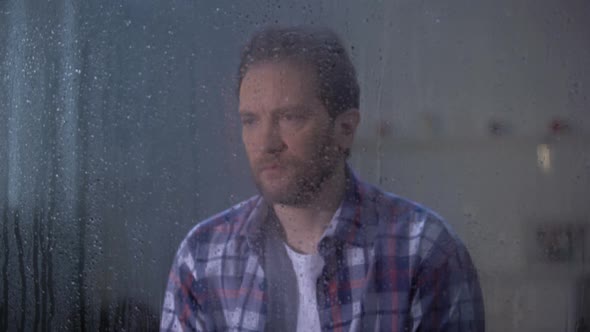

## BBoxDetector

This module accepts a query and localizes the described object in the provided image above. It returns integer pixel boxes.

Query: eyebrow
[238,110,255,117]
[239,105,311,116]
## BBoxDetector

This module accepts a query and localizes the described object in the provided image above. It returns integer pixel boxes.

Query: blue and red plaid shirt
[161,168,485,331]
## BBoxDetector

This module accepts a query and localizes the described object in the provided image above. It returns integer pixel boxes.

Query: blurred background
[1,0,589,331]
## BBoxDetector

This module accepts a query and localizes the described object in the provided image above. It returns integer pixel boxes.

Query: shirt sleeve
[160,239,207,332]
[410,231,485,332]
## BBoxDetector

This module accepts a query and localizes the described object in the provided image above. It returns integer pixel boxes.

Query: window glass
[1,0,589,331]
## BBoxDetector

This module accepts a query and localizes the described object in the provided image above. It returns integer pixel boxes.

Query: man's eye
[241,118,256,126]
[282,114,303,122]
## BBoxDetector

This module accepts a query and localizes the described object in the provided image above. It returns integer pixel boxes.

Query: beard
[250,134,341,207]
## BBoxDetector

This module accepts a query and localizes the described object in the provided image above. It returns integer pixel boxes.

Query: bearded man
[161,25,485,332]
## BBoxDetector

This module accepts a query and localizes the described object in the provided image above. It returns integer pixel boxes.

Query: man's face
[238,61,343,206]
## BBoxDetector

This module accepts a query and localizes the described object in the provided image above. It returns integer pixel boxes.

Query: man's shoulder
[179,195,261,250]
[359,179,445,225]
[358,180,465,256]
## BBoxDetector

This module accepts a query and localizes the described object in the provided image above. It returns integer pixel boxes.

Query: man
[161,25,484,332]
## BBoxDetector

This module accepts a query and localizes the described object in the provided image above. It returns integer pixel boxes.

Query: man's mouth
[260,163,280,171]
[258,161,286,174]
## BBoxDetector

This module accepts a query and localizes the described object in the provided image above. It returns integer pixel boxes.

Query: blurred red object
[549,118,571,134]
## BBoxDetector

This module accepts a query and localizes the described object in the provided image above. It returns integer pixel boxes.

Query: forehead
[238,61,318,111]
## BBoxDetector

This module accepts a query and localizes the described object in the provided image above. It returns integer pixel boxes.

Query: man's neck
[273,163,347,254]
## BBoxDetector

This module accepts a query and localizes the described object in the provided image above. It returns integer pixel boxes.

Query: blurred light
[537,144,551,173]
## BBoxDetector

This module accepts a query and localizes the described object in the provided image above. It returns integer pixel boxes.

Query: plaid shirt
[161,168,485,331]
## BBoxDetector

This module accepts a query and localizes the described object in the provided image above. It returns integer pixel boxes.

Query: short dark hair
[238,25,360,118]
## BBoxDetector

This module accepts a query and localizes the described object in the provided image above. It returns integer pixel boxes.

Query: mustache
[254,157,302,172]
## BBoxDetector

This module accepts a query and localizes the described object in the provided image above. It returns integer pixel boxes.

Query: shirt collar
[320,165,379,250]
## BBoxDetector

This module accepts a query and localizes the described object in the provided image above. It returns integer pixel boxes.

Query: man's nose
[260,119,286,154]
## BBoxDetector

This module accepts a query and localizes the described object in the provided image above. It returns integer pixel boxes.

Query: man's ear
[334,109,360,148]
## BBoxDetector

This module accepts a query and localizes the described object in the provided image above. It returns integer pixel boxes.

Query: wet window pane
[1,0,589,331]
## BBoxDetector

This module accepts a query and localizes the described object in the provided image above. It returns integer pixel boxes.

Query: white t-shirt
[284,244,325,332]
